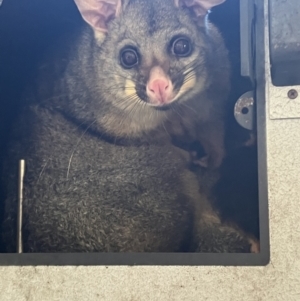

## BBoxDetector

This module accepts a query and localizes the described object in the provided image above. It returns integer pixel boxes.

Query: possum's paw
[191,151,209,168]
[249,238,260,253]
[190,150,224,170]
[244,133,257,147]
[195,225,258,253]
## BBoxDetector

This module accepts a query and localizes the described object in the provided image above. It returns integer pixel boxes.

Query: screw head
[288,89,298,99]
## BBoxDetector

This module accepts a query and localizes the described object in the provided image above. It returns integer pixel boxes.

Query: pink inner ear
[74,0,121,32]
[175,0,225,16]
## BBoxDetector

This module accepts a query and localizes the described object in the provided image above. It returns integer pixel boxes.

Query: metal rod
[17,159,25,254]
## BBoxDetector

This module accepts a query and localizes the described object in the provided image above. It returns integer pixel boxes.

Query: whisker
[37,115,92,182]
[37,161,49,184]
[183,74,197,83]
[179,102,198,116]
[66,119,97,179]
[172,106,184,119]
[162,117,171,138]
[109,73,145,86]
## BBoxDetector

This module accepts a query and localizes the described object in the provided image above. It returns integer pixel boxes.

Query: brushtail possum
[1,0,257,253]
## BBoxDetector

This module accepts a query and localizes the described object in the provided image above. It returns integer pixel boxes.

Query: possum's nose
[148,79,171,103]
[146,66,174,105]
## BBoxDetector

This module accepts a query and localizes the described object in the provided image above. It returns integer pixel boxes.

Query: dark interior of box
[0,0,259,253]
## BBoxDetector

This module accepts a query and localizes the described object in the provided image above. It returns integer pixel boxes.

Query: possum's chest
[6,113,195,252]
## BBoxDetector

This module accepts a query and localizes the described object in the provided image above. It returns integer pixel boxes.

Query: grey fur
[1,0,254,253]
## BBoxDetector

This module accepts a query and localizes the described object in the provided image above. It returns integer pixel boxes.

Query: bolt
[241,107,249,115]
[288,89,298,99]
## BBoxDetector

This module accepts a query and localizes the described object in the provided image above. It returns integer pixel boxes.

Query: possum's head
[74,0,226,136]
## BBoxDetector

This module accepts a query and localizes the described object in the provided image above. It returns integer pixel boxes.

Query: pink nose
[147,79,171,104]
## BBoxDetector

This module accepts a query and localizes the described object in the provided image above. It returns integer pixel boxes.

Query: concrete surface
[0,0,299,300]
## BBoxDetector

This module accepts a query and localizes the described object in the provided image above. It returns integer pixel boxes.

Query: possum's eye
[171,37,192,57]
[120,47,139,69]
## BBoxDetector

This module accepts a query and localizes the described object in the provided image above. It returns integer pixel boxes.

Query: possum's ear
[74,0,122,32]
[174,0,225,17]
